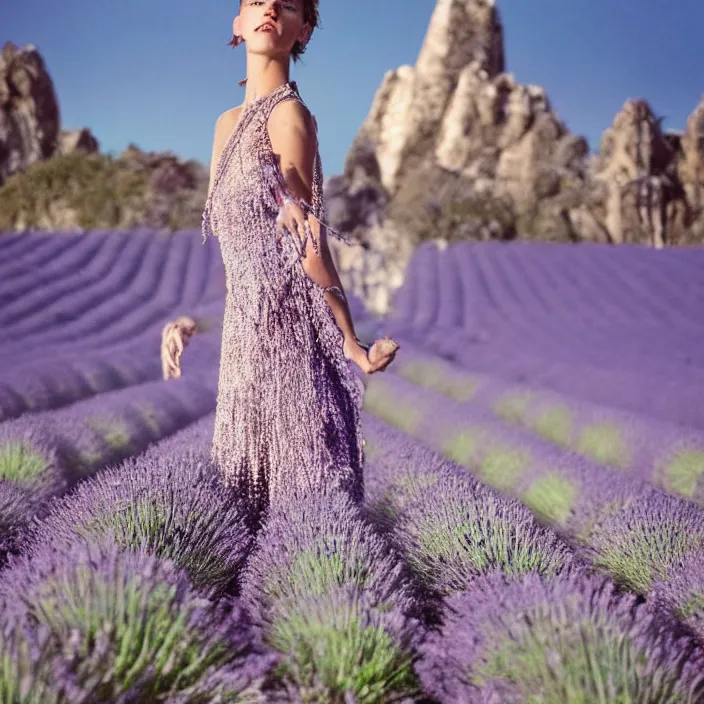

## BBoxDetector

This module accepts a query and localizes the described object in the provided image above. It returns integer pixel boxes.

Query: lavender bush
[0,481,36,560]
[0,538,278,702]
[590,490,704,594]
[27,453,253,598]
[391,474,574,596]
[0,610,62,703]
[653,548,704,643]
[0,417,68,496]
[391,337,704,501]
[241,487,415,617]
[417,569,704,703]
[269,585,422,703]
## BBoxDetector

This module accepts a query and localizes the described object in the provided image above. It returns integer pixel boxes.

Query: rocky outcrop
[58,127,99,156]
[0,41,100,187]
[679,94,704,238]
[583,99,694,248]
[325,0,704,316]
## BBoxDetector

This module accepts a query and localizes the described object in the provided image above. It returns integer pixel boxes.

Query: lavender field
[1,230,704,702]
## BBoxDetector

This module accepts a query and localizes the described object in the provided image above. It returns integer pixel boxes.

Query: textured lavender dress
[201,80,365,514]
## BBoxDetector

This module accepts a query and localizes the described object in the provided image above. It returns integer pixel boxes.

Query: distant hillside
[0,41,207,233]
[0,146,208,232]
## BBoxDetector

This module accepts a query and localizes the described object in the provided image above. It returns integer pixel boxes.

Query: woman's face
[235,0,310,56]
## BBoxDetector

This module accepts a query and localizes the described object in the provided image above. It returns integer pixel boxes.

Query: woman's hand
[275,192,315,255]
[343,336,394,375]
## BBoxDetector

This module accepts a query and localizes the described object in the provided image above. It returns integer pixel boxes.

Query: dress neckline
[240,80,297,113]
[206,81,299,215]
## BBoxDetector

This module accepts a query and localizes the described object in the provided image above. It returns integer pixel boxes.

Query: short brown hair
[227,0,320,63]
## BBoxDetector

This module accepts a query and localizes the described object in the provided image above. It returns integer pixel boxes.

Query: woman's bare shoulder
[215,105,243,132]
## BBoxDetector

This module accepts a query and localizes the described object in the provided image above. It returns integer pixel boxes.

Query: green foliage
[678,592,704,621]
[362,382,422,436]
[577,423,630,468]
[24,563,236,699]
[270,592,418,702]
[86,417,131,451]
[480,447,528,492]
[368,471,442,532]
[0,151,148,231]
[494,391,534,424]
[521,474,577,527]
[0,442,47,483]
[75,497,233,593]
[387,150,518,244]
[530,405,573,447]
[398,359,477,401]
[443,428,487,466]
[135,402,160,436]
[663,449,704,498]
[594,521,703,594]
[415,517,556,587]
[473,604,683,703]
[264,544,371,604]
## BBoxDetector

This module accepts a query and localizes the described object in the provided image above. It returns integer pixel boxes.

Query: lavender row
[395,319,704,430]
[0,233,210,363]
[24,451,253,599]
[361,412,577,592]
[418,569,704,703]
[389,337,704,503]
[0,232,132,326]
[0,537,279,702]
[361,413,704,699]
[389,241,704,372]
[0,374,216,560]
[0,231,160,344]
[385,242,704,426]
[362,373,704,602]
[0,232,95,292]
[0,298,224,422]
[0,427,280,699]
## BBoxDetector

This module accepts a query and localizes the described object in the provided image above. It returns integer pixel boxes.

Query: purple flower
[0,416,68,497]
[0,537,278,701]
[653,547,704,644]
[26,453,253,598]
[267,585,422,702]
[241,486,417,620]
[417,569,704,703]
[589,489,704,593]
[391,475,575,596]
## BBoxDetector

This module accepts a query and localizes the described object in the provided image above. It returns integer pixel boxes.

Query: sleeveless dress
[201,80,365,514]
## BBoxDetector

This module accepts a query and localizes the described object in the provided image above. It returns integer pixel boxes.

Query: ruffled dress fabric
[201,81,365,514]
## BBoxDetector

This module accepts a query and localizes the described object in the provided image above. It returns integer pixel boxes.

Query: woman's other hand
[342,336,395,375]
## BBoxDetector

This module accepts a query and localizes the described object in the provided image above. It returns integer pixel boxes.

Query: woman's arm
[267,99,358,346]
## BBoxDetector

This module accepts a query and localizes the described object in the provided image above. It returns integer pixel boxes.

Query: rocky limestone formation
[326,0,704,317]
[0,40,100,187]
[679,93,704,237]
[326,0,579,316]
[58,127,99,156]
[1,42,56,185]
[582,98,693,248]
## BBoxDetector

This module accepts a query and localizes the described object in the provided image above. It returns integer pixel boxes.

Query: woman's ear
[299,22,312,45]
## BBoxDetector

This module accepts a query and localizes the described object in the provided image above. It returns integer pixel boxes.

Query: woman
[201,0,398,517]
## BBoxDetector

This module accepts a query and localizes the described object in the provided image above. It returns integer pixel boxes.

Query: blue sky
[3,1,703,180]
